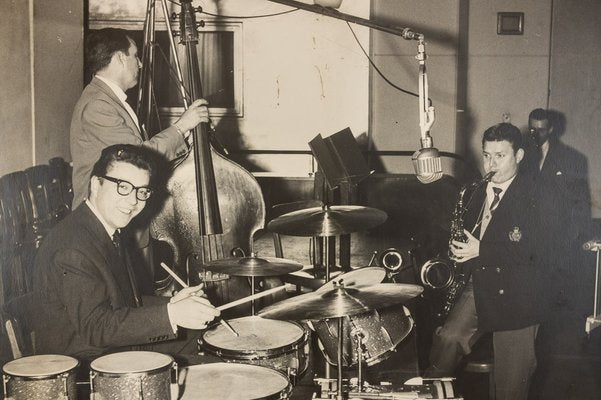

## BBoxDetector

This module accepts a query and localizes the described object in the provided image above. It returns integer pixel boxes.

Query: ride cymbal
[267,205,387,237]
[258,282,423,320]
[200,255,303,277]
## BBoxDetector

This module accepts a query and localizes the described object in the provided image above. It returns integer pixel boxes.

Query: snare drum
[90,351,176,400]
[310,305,414,367]
[178,362,291,399]
[2,354,79,399]
[201,316,309,380]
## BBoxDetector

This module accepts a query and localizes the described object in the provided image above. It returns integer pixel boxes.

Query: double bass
[151,1,278,314]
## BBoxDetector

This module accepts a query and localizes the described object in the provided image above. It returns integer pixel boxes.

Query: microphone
[412,135,443,184]
[582,239,601,251]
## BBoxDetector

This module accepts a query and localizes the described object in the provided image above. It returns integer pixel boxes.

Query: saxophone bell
[420,257,454,289]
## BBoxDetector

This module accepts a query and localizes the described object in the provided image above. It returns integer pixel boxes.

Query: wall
[370,0,462,175]
[0,0,33,174]
[0,0,82,176]
[89,0,370,176]
[548,0,601,217]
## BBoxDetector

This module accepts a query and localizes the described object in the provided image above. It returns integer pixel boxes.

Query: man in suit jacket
[70,28,210,208]
[426,123,559,400]
[32,144,220,361]
[526,109,593,304]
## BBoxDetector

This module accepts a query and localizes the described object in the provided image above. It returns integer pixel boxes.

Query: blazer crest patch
[509,226,522,242]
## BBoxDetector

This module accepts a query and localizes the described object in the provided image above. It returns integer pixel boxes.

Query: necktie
[490,187,503,211]
[112,231,142,307]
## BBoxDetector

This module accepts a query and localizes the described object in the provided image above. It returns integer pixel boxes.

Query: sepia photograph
[1,0,600,398]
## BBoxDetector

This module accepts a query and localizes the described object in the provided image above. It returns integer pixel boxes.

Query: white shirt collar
[95,74,128,103]
[86,199,117,239]
[486,174,516,204]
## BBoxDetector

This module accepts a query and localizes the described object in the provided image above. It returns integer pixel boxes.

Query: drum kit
[1,205,459,399]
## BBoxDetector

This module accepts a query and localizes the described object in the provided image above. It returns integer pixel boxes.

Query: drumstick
[217,284,291,311]
[160,262,239,337]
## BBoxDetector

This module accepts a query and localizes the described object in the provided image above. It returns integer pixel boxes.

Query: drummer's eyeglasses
[100,175,152,201]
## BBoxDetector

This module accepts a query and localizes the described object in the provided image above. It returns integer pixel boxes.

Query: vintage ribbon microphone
[266,0,442,183]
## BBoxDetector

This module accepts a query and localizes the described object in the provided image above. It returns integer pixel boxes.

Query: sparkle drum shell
[310,305,414,367]
[178,362,291,400]
[201,316,309,380]
[2,354,79,400]
[89,351,175,400]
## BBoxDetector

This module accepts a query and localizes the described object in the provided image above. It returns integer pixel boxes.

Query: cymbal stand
[353,329,365,393]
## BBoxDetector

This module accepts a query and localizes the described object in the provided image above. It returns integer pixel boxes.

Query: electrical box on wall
[497,12,524,35]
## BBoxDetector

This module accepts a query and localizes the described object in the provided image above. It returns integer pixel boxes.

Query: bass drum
[309,305,414,367]
[178,363,291,400]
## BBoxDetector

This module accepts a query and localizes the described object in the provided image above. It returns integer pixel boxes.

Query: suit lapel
[90,77,141,137]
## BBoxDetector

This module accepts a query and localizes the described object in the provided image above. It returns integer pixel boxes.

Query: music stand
[309,128,371,190]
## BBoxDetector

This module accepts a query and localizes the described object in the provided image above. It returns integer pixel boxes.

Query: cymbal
[267,205,387,237]
[200,255,303,277]
[258,283,423,320]
[317,267,386,292]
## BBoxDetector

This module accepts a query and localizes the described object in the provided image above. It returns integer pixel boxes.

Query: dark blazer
[461,173,558,332]
[32,203,176,359]
[70,77,188,207]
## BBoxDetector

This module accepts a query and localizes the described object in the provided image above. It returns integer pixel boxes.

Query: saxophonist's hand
[450,229,479,262]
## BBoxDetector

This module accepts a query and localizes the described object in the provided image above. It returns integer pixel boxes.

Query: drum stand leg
[354,330,365,393]
[337,317,344,400]
[251,276,256,316]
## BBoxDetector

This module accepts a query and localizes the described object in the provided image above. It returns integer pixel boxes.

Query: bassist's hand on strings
[173,99,210,140]
[450,229,479,262]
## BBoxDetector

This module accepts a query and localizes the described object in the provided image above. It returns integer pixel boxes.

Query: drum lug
[89,371,96,400]
[60,373,69,400]
[2,374,9,399]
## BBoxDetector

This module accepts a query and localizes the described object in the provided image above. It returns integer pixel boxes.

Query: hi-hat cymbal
[258,283,423,320]
[267,205,387,237]
[200,255,303,277]
[317,267,386,292]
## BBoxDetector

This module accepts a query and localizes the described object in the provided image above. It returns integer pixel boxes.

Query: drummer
[30,144,220,364]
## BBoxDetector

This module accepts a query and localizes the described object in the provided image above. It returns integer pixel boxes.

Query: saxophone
[420,172,494,323]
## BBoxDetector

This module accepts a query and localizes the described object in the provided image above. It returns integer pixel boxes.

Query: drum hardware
[259,281,422,400]
[258,282,422,321]
[2,354,79,400]
[200,315,310,383]
[267,205,387,238]
[313,376,462,399]
[268,205,388,282]
[200,254,302,315]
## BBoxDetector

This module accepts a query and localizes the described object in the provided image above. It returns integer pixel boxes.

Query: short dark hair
[86,28,134,75]
[529,108,550,122]
[482,122,523,153]
[91,144,156,184]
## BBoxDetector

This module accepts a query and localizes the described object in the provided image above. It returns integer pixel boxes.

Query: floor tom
[2,354,79,400]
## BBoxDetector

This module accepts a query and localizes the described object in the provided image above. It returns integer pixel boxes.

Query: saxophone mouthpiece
[484,171,496,182]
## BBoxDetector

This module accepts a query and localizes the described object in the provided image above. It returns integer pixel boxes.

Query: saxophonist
[425,123,561,400]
